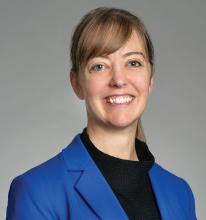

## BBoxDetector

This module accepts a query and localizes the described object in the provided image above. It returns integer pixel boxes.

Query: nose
[109,65,127,88]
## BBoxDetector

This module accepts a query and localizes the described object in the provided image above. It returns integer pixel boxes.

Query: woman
[6,7,197,220]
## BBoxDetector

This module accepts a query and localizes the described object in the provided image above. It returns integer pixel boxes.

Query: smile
[105,95,134,104]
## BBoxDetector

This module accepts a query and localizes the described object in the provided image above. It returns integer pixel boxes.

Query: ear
[70,71,84,100]
[149,76,154,95]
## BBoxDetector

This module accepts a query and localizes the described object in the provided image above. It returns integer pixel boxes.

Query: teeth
[107,96,133,104]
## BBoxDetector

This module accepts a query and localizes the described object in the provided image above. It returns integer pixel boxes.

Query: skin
[70,30,154,161]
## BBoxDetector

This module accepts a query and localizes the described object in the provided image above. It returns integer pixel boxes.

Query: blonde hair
[70,7,154,142]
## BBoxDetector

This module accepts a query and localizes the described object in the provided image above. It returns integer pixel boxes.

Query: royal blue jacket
[6,134,197,220]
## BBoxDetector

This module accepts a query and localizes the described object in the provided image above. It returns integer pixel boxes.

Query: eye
[128,60,142,67]
[90,64,105,72]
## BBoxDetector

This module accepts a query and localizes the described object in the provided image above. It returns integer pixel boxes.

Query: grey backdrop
[1,0,205,219]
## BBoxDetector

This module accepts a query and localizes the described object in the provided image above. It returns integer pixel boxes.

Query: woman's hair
[70,7,155,142]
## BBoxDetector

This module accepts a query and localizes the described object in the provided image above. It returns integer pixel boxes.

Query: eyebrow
[92,51,146,61]
[122,51,145,59]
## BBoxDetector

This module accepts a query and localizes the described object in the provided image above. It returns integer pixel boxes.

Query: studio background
[1,0,205,219]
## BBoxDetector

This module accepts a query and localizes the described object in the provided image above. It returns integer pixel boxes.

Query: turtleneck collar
[80,127,155,196]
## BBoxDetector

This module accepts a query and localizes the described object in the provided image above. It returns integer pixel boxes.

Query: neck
[86,122,139,161]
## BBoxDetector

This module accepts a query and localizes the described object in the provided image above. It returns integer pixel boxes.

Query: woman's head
[70,7,155,141]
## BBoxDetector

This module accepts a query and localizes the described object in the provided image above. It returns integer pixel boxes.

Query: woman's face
[70,30,154,130]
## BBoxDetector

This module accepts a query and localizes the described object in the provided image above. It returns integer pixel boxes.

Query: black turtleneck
[80,128,161,220]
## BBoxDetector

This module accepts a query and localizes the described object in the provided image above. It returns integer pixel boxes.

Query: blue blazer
[6,134,197,220]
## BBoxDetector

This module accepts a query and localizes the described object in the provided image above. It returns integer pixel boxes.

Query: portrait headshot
[1,0,205,219]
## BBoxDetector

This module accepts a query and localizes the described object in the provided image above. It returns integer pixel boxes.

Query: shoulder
[7,134,84,204]
[13,151,65,185]
[6,147,75,219]
[10,134,80,187]
[151,163,193,190]
[151,163,197,218]
[8,153,64,196]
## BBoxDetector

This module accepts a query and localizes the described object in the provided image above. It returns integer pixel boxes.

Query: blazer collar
[62,134,128,220]
[62,134,183,220]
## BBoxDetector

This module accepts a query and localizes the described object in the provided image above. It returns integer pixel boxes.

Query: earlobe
[70,71,84,100]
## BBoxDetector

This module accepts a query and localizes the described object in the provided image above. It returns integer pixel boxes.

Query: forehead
[114,30,146,57]
[89,30,147,61]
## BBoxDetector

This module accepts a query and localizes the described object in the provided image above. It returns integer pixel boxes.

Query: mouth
[105,95,135,104]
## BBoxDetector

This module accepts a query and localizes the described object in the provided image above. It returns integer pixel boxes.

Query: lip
[104,94,135,105]
[105,94,135,99]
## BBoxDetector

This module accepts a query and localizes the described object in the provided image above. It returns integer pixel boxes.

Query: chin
[107,110,142,125]
[106,117,138,130]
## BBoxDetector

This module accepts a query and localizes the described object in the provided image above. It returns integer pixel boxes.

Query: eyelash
[89,60,143,72]
[90,64,105,72]
[128,60,142,67]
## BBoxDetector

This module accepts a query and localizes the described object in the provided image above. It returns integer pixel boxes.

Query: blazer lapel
[62,134,128,220]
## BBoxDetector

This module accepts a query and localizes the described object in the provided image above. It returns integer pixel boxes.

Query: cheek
[133,75,150,92]
[84,76,106,97]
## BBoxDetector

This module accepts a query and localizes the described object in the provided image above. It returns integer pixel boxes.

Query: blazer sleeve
[6,176,56,220]
[182,179,198,220]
